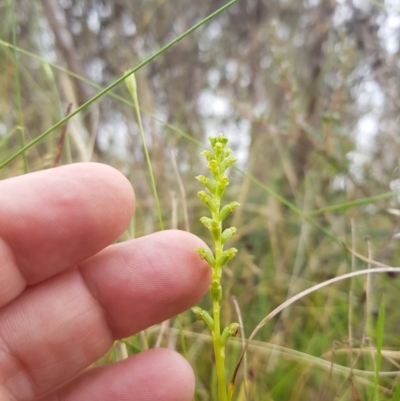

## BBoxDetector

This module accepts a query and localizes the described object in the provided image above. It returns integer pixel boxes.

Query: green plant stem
[212,298,227,401]
[212,215,227,400]
[211,238,228,401]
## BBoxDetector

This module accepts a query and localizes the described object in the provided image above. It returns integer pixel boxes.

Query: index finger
[0,163,134,307]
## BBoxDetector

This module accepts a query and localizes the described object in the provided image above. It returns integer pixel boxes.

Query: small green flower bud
[125,72,138,101]
[196,247,216,267]
[209,136,217,147]
[191,306,214,330]
[219,175,229,186]
[218,248,238,267]
[195,175,216,193]
[221,227,237,244]
[220,156,237,172]
[214,141,223,157]
[191,306,203,319]
[219,201,240,221]
[220,322,240,347]
[207,160,219,179]
[197,191,215,212]
[216,133,228,146]
[201,150,214,161]
[224,148,232,157]
[215,141,223,150]
[216,175,229,197]
[210,220,221,242]
[199,216,213,230]
[210,280,222,302]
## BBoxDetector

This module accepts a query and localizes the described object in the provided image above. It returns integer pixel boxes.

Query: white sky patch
[71,19,82,35]
[98,114,129,159]
[331,174,347,191]
[239,64,252,87]
[389,180,400,204]
[352,0,372,12]
[205,21,222,41]
[348,77,385,181]
[208,68,221,88]
[37,17,57,63]
[60,0,72,8]
[277,23,290,40]
[356,79,385,112]
[86,57,104,82]
[347,150,369,182]
[97,3,112,19]
[386,0,400,12]
[198,90,232,117]
[380,13,400,54]
[390,178,400,191]
[333,2,353,27]
[355,114,379,154]
[0,123,7,136]
[254,101,268,117]
[260,55,272,69]
[87,8,100,33]
[225,59,238,82]
[122,13,136,36]
[293,33,305,47]
[349,77,384,172]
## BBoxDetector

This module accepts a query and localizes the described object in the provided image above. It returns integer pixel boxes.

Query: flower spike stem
[195,134,239,401]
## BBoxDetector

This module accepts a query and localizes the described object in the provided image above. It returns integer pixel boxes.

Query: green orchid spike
[193,134,240,401]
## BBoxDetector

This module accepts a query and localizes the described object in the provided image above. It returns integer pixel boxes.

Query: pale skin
[0,163,210,401]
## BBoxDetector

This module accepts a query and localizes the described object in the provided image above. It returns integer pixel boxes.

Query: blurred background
[1,0,400,399]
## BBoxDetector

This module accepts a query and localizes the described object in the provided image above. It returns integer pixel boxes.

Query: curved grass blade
[230,266,400,394]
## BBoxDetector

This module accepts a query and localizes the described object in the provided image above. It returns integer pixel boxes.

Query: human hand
[0,163,210,401]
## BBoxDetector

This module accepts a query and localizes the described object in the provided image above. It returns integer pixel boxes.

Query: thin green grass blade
[373,297,385,401]
[177,315,188,360]
[235,167,341,245]
[120,339,142,355]
[0,0,239,169]
[390,382,400,401]
[125,73,164,231]
[10,0,28,173]
[309,192,398,215]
